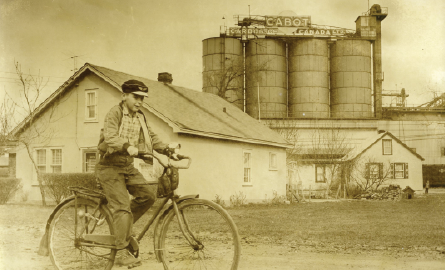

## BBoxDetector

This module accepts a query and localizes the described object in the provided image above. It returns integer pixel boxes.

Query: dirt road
[1,204,444,270]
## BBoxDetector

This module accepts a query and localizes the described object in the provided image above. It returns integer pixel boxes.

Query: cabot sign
[265,16,311,28]
[227,27,347,38]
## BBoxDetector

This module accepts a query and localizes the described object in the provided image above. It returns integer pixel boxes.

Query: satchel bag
[157,166,179,198]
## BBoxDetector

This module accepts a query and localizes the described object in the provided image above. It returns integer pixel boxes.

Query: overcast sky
[1,0,444,108]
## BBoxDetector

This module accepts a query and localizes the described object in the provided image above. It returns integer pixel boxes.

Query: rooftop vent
[158,72,173,84]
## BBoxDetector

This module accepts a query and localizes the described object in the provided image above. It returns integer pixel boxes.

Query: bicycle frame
[70,154,196,252]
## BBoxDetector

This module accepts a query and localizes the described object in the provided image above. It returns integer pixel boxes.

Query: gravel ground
[1,202,444,270]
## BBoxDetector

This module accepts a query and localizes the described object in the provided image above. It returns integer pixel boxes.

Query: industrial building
[202,4,445,189]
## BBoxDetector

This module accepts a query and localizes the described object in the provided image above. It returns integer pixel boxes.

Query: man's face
[123,93,145,113]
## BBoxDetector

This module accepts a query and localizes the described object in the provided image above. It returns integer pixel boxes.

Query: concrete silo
[245,39,287,119]
[288,39,329,118]
[330,39,372,118]
[202,37,244,110]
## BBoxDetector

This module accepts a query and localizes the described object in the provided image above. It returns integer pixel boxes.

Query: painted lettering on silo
[202,37,244,110]
[288,39,329,118]
[330,39,372,118]
[245,39,287,119]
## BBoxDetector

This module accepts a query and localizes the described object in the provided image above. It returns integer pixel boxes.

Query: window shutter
[405,163,409,179]
[390,163,394,179]
[366,163,370,179]
[379,163,383,179]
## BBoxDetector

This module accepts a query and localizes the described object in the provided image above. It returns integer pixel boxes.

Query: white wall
[353,134,423,191]
[291,163,334,191]
[13,73,287,203]
[174,134,287,203]
[14,73,123,202]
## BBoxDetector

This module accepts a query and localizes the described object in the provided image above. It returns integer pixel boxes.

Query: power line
[0,71,67,79]
[0,76,64,82]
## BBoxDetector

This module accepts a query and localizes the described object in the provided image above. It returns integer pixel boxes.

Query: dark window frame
[382,139,392,155]
[83,150,99,173]
[315,164,327,183]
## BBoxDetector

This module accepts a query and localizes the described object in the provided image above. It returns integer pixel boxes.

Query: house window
[83,151,98,173]
[36,148,63,173]
[269,152,277,170]
[315,165,326,183]
[51,149,62,173]
[382,139,392,155]
[243,151,251,183]
[366,163,382,179]
[441,147,445,156]
[394,163,405,179]
[36,149,46,173]
[391,163,408,179]
[85,90,98,121]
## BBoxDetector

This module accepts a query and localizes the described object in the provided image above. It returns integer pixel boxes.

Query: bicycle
[43,153,241,270]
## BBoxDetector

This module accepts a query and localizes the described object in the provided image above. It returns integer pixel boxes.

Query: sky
[0,0,444,109]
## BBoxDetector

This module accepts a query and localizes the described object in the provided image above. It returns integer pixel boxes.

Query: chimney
[158,72,173,84]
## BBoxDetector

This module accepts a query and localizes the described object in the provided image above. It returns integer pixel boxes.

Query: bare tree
[203,56,244,105]
[0,97,15,155]
[344,157,392,194]
[308,128,352,196]
[203,47,272,109]
[7,62,65,206]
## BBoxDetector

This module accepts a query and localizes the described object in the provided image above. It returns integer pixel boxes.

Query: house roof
[342,131,425,161]
[11,63,289,148]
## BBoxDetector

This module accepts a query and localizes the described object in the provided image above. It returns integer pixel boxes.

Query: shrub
[213,194,226,208]
[263,190,287,205]
[0,178,22,204]
[40,173,97,204]
[230,191,246,207]
[347,185,363,199]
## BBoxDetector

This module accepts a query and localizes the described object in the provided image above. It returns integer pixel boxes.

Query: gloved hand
[127,146,139,156]
[163,143,181,161]
[170,153,179,161]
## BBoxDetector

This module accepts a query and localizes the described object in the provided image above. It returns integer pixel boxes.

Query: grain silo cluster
[202,5,386,120]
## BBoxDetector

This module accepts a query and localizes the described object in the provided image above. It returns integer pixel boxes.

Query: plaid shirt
[119,104,141,147]
[103,102,167,155]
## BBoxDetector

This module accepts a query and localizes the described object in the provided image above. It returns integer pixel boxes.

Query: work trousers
[96,163,156,249]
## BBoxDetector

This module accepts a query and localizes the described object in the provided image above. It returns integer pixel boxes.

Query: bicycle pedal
[127,261,142,269]
[127,236,139,257]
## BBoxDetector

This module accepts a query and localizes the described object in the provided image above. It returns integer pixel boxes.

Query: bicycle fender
[38,195,76,256]
[153,194,199,261]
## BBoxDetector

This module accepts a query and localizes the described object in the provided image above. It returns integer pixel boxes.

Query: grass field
[226,193,445,250]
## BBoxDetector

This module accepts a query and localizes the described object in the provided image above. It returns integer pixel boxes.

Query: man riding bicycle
[96,79,174,266]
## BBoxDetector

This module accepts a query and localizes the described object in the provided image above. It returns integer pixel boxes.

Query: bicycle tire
[158,198,241,270]
[48,197,116,270]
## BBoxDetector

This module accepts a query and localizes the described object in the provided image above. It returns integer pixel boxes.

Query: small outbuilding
[402,186,415,199]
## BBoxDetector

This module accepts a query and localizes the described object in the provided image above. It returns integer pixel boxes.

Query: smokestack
[158,72,173,84]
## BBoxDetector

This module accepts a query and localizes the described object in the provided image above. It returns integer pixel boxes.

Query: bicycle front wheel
[48,197,116,270]
[158,199,241,270]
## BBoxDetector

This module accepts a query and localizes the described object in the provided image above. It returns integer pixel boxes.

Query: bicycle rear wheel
[48,197,116,270]
[158,199,241,270]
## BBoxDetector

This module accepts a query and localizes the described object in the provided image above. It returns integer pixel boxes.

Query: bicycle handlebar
[138,152,192,169]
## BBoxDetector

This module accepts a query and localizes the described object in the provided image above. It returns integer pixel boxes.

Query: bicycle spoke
[49,198,116,270]
[159,199,240,270]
